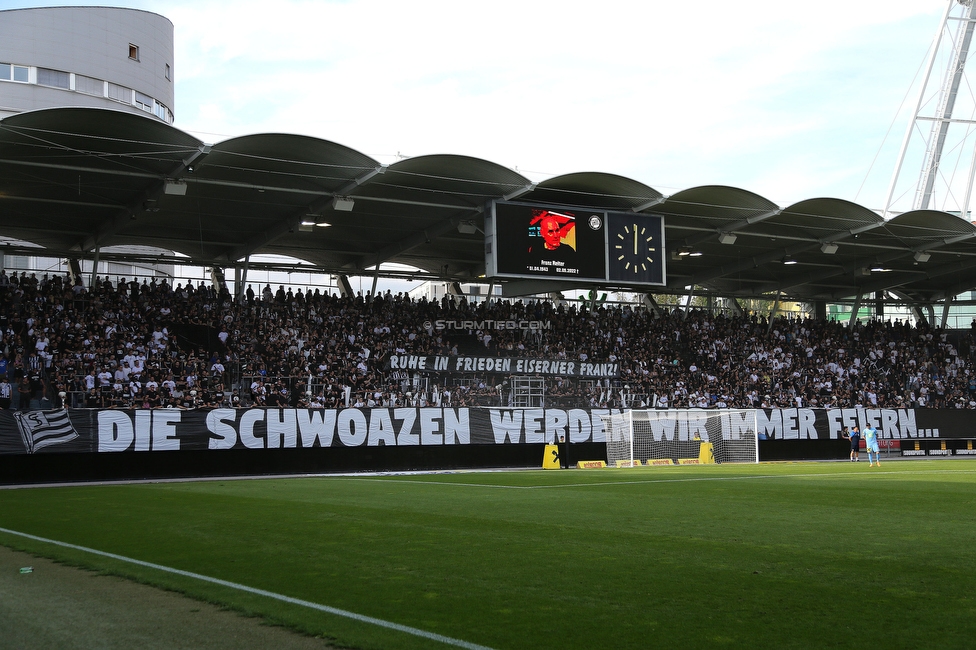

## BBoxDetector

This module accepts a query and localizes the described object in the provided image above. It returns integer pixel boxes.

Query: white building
[0,6,174,123]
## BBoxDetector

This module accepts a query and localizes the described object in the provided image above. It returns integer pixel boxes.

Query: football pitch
[1,460,975,649]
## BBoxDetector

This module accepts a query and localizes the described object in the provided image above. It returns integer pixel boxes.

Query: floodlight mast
[918,1,976,211]
[883,0,976,219]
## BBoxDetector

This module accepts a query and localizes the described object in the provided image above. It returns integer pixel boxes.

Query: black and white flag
[13,410,79,454]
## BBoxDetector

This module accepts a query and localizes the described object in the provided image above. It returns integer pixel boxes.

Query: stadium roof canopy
[2,107,976,305]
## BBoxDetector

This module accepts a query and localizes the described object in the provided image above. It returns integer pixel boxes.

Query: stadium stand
[2,269,975,413]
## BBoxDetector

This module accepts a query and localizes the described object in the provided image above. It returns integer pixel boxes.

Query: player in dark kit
[848,425,861,462]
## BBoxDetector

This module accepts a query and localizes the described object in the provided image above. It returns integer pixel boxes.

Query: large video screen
[486,201,665,286]
[489,202,608,281]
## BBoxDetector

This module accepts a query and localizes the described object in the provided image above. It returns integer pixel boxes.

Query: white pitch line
[358,466,976,490]
[350,478,533,489]
[361,473,789,489]
[0,527,495,650]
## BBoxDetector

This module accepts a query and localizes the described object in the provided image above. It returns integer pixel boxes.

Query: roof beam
[503,182,537,201]
[765,230,976,296]
[214,192,336,263]
[752,247,922,296]
[345,208,482,273]
[909,257,976,299]
[183,177,480,212]
[0,195,119,210]
[332,164,387,197]
[214,165,386,263]
[0,157,158,179]
[812,257,976,300]
[673,242,817,289]
[682,208,782,248]
[676,220,888,288]
[632,197,666,212]
[75,145,211,252]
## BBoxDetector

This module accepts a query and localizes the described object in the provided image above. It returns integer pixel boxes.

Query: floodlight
[164,180,187,196]
[332,196,355,211]
[718,233,737,245]
[914,251,931,263]
[820,243,838,254]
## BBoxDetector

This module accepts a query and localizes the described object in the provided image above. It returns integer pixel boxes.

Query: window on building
[75,74,104,97]
[165,63,171,81]
[107,82,131,103]
[153,100,170,122]
[128,44,139,61]
[135,91,152,112]
[37,67,70,89]
[1,63,29,83]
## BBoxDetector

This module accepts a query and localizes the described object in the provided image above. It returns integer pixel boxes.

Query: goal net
[602,409,759,466]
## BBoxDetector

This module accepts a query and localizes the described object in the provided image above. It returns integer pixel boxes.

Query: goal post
[602,409,759,466]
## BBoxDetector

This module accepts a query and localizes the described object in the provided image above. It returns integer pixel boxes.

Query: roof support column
[925,304,936,328]
[875,292,885,321]
[726,297,744,317]
[447,283,466,305]
[89,248,99,288]
[813,300,827,322]
[210,266,227,296]
[236,258,249,302]
[642,294,662,317]
[682,287,695,317]
[941,296,953,328]
[767,293,782,334]
[909,303,926,326]
[234,267,244,302]
[370,271,379,302]
[849,293,863,325]
[336,274,354,299]
[67,258,83,288]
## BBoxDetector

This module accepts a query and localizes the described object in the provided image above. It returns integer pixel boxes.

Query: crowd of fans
[2,268,976,412]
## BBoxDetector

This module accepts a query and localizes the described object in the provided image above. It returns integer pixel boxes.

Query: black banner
[0,407,971,456]
[0,408,620,455]
[386,354,620,378]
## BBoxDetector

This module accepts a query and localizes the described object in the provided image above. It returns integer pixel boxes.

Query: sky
[1,1,968,213]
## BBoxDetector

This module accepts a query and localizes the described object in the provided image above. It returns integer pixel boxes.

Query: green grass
[2,461,976,649]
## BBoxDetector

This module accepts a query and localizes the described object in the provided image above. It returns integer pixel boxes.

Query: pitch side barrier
[0,407,973,482]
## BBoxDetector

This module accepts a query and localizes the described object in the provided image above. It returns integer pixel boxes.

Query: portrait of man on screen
[491,202,606,280]
[526,209,578,273]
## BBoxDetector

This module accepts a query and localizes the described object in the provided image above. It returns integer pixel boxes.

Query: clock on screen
[607,213,664,285]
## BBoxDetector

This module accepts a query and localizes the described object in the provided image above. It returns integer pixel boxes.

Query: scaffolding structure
[508,376,545,408]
